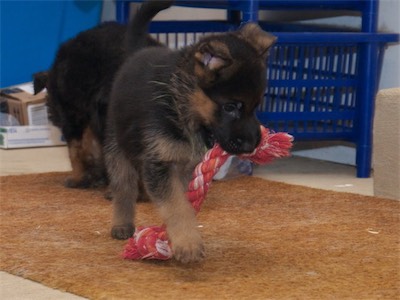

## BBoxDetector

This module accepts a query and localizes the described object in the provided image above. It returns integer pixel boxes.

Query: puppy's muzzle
[235,137,259,153]
[224,128,261,154]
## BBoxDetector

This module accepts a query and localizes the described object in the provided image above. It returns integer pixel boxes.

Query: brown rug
[1,172,399,299]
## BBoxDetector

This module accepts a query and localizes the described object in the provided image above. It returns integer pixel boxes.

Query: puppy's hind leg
[106,146,139,240]
[143,161,205,263]
[65,139,89,188]
[65,127,106,188]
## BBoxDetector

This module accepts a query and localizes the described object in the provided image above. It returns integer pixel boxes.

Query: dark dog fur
[105,3,276,263]
[33,1,167,188]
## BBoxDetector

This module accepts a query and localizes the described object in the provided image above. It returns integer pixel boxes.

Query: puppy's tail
[32,71,49,95]
[125,0,174,52]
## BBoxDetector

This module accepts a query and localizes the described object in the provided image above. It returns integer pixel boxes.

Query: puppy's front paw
[172,232,205,264]
[111,224,134,240]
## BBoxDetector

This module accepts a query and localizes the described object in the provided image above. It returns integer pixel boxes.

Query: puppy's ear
[194,41,232,87]
[195,41,232,71]
[32,71,49,95]
[238,23,277,59]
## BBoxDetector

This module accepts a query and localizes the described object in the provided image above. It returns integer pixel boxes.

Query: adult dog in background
[106,3,277,263]
[33,1,171,188]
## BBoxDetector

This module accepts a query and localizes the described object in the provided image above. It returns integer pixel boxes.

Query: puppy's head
[191,23,276,154]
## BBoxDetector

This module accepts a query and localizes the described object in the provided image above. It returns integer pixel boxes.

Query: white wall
[154,6,225,20]
[377,0,400,89]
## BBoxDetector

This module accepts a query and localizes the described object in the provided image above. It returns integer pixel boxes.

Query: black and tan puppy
[33,1,170,188]
[105,10,277,263]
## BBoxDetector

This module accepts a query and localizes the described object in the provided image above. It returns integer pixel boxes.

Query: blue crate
[259,31,394,140]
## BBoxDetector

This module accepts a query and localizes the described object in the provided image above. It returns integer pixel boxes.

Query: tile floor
[0,146,373,299]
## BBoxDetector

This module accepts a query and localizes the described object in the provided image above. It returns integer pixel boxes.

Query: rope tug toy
[123,126,293,260]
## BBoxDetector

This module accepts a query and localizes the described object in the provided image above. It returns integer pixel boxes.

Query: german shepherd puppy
[105,3,277,263]
[33,1,169,188]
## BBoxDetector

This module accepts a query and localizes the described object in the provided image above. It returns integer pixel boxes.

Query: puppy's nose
[236,138,256,153]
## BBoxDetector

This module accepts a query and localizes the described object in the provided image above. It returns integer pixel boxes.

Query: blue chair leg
[355,42,379,178]
[240,0,259,22]
[355,0,379,177]
[116,0,130,24]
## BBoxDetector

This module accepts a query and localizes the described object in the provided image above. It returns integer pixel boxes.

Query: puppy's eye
[223,103,237,113]
[223,102,243,112]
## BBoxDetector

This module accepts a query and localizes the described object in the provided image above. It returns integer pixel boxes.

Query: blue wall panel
[1,0,102,87]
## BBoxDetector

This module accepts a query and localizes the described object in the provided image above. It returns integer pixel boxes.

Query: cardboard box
[0,84,66,149]
[0,87,48,126]
[0,125,66,149]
